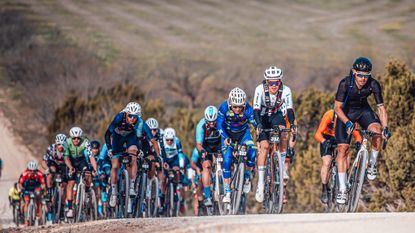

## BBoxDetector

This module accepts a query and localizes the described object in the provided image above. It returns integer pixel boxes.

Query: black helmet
[90,140,101,149]
[353,57,372,72]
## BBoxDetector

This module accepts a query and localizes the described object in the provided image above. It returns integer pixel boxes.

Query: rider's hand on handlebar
[92,170,98,177]
[108,149,113,159]
[355,142,362,151]
[224,138,232,146]
[345,121,354,135]
[69,167,75,174]
[163,162,169,170]
[383,127,391,140]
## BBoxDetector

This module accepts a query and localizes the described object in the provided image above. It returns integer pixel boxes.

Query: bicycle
[109,152,131,219]
[49,168,66,223]
[73,168,97,223]
[133,153,159,218]
[346,130,387,212]
[212,152,227,216]
[227,142,256,215]
[164,166,180,217]
[323,141,339,212]
[25,191,38,226]
[261,127,292,214]
[11,200,23,227]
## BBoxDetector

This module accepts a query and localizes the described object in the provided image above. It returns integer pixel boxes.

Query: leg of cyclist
[361,109,382,180]
[320,151,333,204]
[256,138,269,203]
[109,158,120,208]
[241,130,256,194]
[23,194,29,226]
[335,118,351,204]
[221,139,233,203]
[126,145,138,196]
[201,158,212,206]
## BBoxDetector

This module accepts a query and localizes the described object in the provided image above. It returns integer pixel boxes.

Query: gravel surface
[3,212,414,233]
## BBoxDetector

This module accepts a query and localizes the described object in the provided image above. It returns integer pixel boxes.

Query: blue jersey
[162,137,184,160]
[105,112,153,146]
[98,144,111,166]
[195,118,207,144]
[217,101,257,139]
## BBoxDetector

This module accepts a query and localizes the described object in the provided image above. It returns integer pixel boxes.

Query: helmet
[27,160,38,171]
[228,87,246,107]
[164,127,176,140]
[55,133,67,145]
[146,118,159,129]
[125,102,142,117]
[353,57,372,73]
[69,126,83,138]
[90,140,101,149]
[264,66,283,80]
[204,106,218,122]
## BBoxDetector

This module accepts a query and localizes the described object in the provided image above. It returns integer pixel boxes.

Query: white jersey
[253,83,293,116]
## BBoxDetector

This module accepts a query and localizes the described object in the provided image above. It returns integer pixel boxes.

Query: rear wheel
[326,165,337,213]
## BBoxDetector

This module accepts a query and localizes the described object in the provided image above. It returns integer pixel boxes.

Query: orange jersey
[314,110,362,144]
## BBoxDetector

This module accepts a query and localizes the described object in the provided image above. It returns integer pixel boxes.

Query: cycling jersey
[43,144,65,164]
[9,187,20,201]
[105,112,153,154]
[195,118,221,154]
[98,144,111,176]
[64,137,91,159]
[19,170,45,191]
[217,101,256,179]
[253,83,293,116]
[336,75,383,111]
[217,101,257,140]
[315,110,362,144]
[335,75,383,143]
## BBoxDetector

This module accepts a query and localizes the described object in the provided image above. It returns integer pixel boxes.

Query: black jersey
[335,75,384,111]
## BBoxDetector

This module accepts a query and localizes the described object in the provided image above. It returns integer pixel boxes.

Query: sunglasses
[72,137,80,141]
[268,80,281,86]
[207,121,216,124]
[231,106,244,110]
[127,114,138,119]
[165,139,174,142]
[355,72,371,79]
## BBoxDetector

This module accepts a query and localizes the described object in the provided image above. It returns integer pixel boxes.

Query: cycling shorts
[335,107,380,144]
[257,111,287,142]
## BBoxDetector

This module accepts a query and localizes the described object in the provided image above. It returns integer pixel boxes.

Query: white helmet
[69,126,83,138]
[164,127,176,140]
[125,102,142,117]
[55,134,67,145]
[27,160,38,171]
[228,87,246,107]
[146,118,159,129]
[264,66,283,80]
[204,106,218,122]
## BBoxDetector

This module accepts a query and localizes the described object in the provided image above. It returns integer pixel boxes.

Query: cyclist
[89,140,105,216]
[9,182,21,211]
[253,66,296,203]
[314,109,362,204]
[191,106,221,207]
[19,160,46,226]
[159,127,185,214]
[217,87,257,203]
[334,57,390,204]
[146,118,164,143]
[105,102,157,208]
[64,126,97,218]
[178,152,191,215]
[97,143,112,215]
[41,134,67,199]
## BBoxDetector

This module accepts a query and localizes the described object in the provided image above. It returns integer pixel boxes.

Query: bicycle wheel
[326,164,337,213]
[231,162,244,215]
[135,172,147,218]
[13,205,19,226]
[52,185,62,223]
[271,152,284,214]
[147,177,159,217]
[27,200,35,226]
[88,188,98,221]
[120,169,130,218]
[347,149,368,212]
[41,203,47,225]
[264,156,272,214]
[75,183,85,223]
[215,171,226,215]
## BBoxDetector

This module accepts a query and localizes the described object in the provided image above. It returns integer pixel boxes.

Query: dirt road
[4,212,414,233]
[0,110,35,229]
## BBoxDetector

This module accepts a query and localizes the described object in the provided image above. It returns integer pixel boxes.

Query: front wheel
[271,153,284,214]
[231,162,244,215]
[347,149,368,212]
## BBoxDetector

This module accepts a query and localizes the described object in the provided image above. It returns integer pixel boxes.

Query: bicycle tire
[89,188,98,220]
[75,183,85,223]
[136,172,147,218]
[272,152,284,214]
[28,199,35,226]
[231,162,244,215]
[326,164,337,212]
[215,171,226,215]
[348,149,368,212]
[147,177,159,217]
[41,204,47,225]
